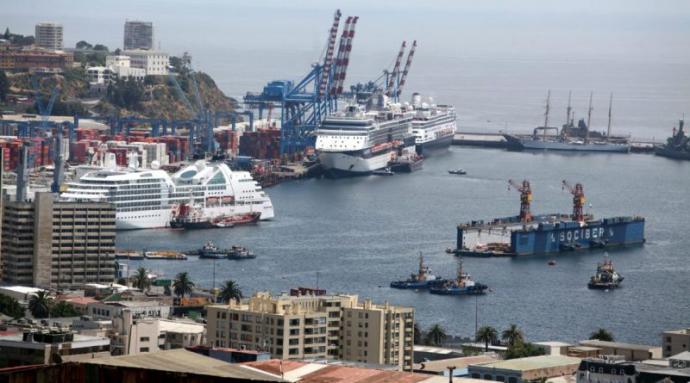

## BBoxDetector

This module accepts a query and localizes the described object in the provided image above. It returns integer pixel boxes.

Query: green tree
[173,272,195,298]
[505,341,546,359]
[589,328,614,342]
[75,40,93,50]
[132,267,151,291]
[0,293,24,319]
[413,322,422,345]
[3,28,9,40]
[425,324,448,346]
[50,301,79,317]
[93,44,109,52]
[0,70,8,102]
[502,324,524,347]
[107,77,144,110]
[218,280,243,304]
[476,326,498,352]
[28,291,53,319]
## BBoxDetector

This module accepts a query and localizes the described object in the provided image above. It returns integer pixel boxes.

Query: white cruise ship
[410,93,457,156]
[316,95,415,176]
[61,160,274,230]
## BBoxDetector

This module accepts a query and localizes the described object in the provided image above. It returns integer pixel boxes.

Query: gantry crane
[562,180,586,222]
[508,179,533,223]
[244,9,359,155]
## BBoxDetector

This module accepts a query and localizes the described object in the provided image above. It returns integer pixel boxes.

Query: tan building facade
[1,193,116,289]
[207,292,414,370]
[663,328,690,358]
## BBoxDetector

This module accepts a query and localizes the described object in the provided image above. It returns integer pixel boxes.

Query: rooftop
[664,328,690,335]
[157,319,204,334]
[470,355,582,372]
[0,286,45,295]
[415,355,500,374]
[82,349,282,381]
[579,339,658,352]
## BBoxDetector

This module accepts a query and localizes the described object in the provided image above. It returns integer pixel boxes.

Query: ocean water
[119,148,690,345]
[7,0,690,345]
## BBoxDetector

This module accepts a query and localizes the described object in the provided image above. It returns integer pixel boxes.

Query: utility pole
[447,366,456,383]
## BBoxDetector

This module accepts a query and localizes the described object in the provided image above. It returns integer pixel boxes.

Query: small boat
[429,261,488,295]
[390,252,448,289]
[448,169,467,175]
[144,250,187,260]
[547,259,557,266]
[372,167,395,176]
[115,250,144,260]
[198,242,228,259]
[227,245,256,260]
[588,256,623,289]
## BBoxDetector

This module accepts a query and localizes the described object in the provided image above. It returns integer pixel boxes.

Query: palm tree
[502,324,524,346]
[131,267,151,291]
[28,291,52,318]
[476,326,498,352]
[218,280,243,304]
[589,328,614,342]
[425,324,448,346]
[413,322,422,345]
[173,272,195,298]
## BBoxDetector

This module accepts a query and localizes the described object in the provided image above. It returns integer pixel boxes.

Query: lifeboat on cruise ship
[371,142,393,154]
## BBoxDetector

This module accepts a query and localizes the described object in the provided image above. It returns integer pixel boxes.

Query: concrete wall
[32,193,54,288]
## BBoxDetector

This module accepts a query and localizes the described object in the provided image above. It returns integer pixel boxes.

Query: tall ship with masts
[504,91,630,153]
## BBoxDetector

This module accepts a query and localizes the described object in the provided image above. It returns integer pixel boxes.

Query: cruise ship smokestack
[51,124,65,193]
[16,142,30,202]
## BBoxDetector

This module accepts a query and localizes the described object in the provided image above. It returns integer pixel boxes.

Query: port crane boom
[562,180,586,222]
[385,41,406,97]
[396,40,416,99]
[318,10,341,97]
[508,179,533,223]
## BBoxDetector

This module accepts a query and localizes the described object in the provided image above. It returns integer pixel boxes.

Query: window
[508,378,517,383]
[496,376,505,382]
[140,347,150,352]
[140,337,149,342]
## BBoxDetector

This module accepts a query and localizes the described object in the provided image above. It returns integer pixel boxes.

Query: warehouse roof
[579,339,658,352]
[470,355,581,372]
[82,349,283,381]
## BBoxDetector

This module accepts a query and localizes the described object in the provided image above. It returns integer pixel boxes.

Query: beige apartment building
[207,291,414,370]
[663,327,690,357]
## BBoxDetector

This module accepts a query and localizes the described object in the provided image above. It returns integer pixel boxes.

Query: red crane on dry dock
[562,180,586,222]
[508,179,533,223]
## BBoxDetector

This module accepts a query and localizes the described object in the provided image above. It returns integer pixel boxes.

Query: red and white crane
[318,9,341,98]
[396,40,416,98]
[385,41,406,97]
[562,180,586,222]
[331,16,358,96]
[508,179,533,223]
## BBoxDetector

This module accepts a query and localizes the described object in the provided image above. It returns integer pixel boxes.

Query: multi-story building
[35,22,63,51]
[86,66,115,85]
[0,49,73,73]
[123,49,169,76]
[104,55,145,80]
[663,327,690,358]
[87,301,171,321]
[124,21,153,50]
[468,355,582,383]
[0,328,110,367]
[0,192,116,289]
[206,291,415,370]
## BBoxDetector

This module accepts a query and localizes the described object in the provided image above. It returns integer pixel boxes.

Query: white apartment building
[35,22,63,51]
[86,66,115,85]
[123,49,169,76]
[87,301,171,320]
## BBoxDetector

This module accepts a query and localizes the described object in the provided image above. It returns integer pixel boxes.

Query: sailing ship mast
[607,93,613,139]
[586,92,593,143]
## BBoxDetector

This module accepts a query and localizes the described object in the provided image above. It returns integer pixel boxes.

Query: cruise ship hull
[416,134,454,156]
[504,134,630,153]
[319,150,394,177]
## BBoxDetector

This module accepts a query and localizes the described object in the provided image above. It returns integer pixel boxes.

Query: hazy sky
[5,0,690,61]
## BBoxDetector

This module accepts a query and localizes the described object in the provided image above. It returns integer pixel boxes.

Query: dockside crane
[508,179,533,223]
[562,180,586,222]
[396,40,416,99]
[244,9,359,155]
[385,41,406,98]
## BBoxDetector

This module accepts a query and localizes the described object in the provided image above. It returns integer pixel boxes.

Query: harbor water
[118,148,690,345]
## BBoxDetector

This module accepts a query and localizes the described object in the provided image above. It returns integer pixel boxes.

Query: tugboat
[198,242,228,259]
[197,242,256,260]
[227,245,256,260]
[448,169,467,175]
[429,261,488,295]
[588,256,624,289]
[390,253,448,289]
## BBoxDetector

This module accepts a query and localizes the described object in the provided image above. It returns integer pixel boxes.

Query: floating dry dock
[454,180,646,256]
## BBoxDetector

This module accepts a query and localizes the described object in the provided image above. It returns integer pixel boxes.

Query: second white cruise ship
[409,93,457,156]
[316,95,416,176]
[61,160,274,230]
